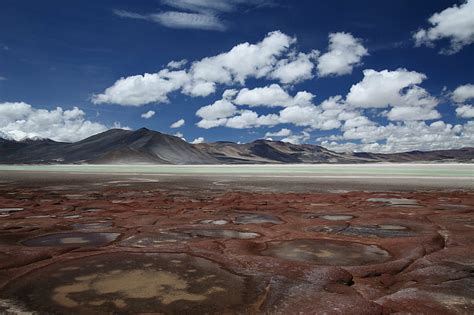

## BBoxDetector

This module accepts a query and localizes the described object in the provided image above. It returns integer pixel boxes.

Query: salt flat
[0,163,472,191]
[0,163,472,177]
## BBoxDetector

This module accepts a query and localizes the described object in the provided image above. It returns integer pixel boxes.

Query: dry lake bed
[0,164,473,314]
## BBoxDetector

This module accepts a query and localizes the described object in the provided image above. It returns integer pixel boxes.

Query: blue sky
[0,0,473,152]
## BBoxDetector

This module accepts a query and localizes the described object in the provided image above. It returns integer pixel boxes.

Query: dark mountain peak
[0,127,472,165]
[251,139,280,146]
[214,141,237,144]
[93,128,130,137]
[251,139,298,146]
[107,128,129,133]
[132,128,169,139]
[135,127,151,133]
[74,128,131,145]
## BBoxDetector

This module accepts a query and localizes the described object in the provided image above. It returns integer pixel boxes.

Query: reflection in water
[261,239,390,266]
[179,229,260,239]
[2,253,254,314]
[119,232,192,247]
[367,198,418,206]
[21,232,120,247]
[234,214,283,225]
[318,215,354,221]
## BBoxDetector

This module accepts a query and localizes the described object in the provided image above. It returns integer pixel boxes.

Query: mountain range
[0,128,472,164]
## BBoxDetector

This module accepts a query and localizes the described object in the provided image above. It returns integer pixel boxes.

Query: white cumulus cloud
[317,32,368,77]
[196,99,237,120]
[386,106,440,121]
[92,69,189,106]
[270,50,319,84]
[413,0,474,54]
[321,120,473,153]
[452,84,474,103]
[167,59,188,69]
[93,31,323,106]
[346,68,439,121]
[195,88,369,131]
[346,69,427,108]
[190,136,205,144]
[456,105,474,118]
[233,84,314,107]
[265,128,292,137]
[281,131,310,144]
[0,102,117,142]
[174,131,186,140]
[224,111,279,129]
[190,31,294,85]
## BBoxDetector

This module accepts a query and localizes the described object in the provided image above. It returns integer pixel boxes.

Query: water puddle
[119,232,192,247]
[21,232,120,247]
[309,224,415,238]
[376,224,407,230]
[26,215,56,219]
[234,214,282,225]
[112,200,134,204]
[44,185,82,191]
[0,252,257,314]
[317,214,354,221]
[64,194,93,200]
[341,226,415,238]
[212,181,229,186]
[436,204,472,211]
[198,219,229,225]
[0,208,24,213]
[128,178,160,183]
[178,229,260,239]
[367,198,419,206]
[63,215,81,219]
[72,222,113,230]
[260,239,390,266]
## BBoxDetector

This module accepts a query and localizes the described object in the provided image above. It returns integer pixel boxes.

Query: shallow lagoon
[0,163,471,177]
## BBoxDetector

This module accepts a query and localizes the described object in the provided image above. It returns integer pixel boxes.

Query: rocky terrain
[0,128,472,164]
[0,173,473,314]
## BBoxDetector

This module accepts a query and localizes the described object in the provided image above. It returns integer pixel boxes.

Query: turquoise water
[0,164,472,177]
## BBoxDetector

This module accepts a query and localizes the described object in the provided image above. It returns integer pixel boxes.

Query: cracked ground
[0,172,473,314]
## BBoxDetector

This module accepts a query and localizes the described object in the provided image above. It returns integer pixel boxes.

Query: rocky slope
[354,147,474,162]
[195,140,374,164]
[0,128,472,164]
[0,128,217,164]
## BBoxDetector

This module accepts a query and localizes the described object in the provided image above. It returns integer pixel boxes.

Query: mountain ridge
[0,128,472,164]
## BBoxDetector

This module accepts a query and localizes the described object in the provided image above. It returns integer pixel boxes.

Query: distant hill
[353,148,474,163]
[195,140,374,164]
[0,128,217,164]
[0,128,472,164]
